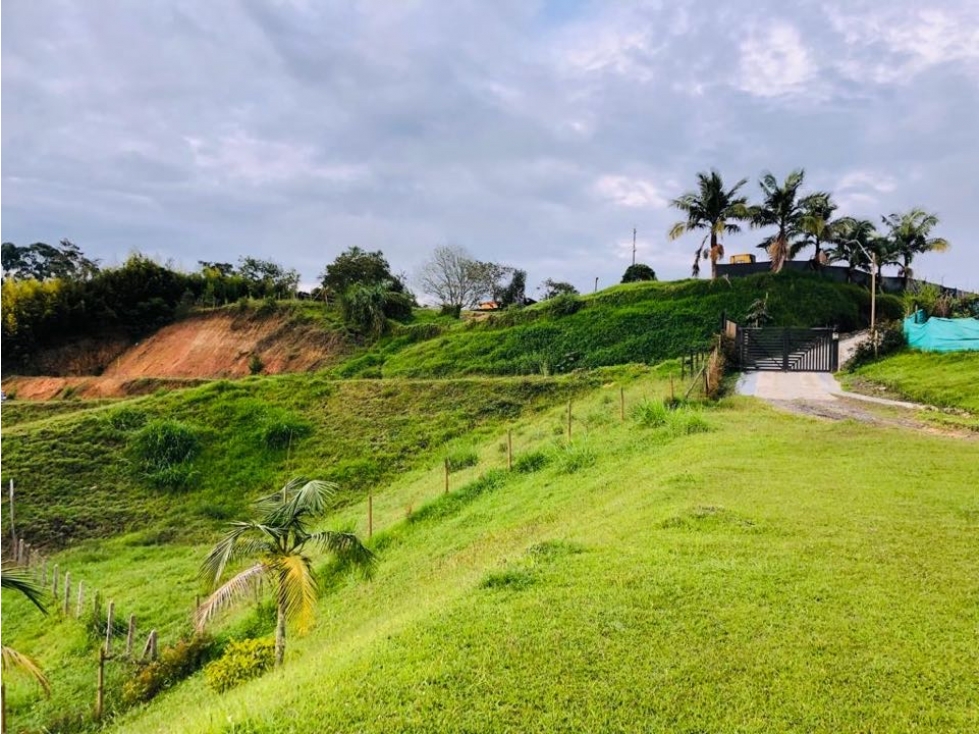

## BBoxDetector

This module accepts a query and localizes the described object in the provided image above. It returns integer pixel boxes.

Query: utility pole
[632,227,637,266]
[871,252,878,357]
[594,276,599,293]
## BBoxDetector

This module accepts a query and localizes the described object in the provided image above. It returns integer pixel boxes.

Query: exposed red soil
[3,310,349,400]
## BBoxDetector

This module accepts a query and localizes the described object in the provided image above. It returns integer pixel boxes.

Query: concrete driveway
[736,371,842,401]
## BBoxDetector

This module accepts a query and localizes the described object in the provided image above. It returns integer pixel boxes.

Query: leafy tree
[198,261,236,278]
[621,263,657,283]
[751,169,815,273]
[539,279,578,299]
[495,269,527,307]
[339,281,412,339]
[418,246,497,309]
[197,478,375,667]
[320,247,406,299]
[237,257,300,299]
[2,565,51,724]
[794,192,840,265]
[880,209,950,289]
[1,239,100,281]
[668,170,750,279]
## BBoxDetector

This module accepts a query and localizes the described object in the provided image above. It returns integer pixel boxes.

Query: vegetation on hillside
[851,350,979,413]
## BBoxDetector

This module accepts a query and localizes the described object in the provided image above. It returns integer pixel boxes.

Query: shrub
[248,354,264,375]
[439,304,462,318]
[204,638,275,693]
[122,635,216,705]
[844,321,907,371]
[539,293,581,318]
[513,450,551,474]
[130,419,201,488]
[260,414,312,450]
[631,399,670,428]
[445,447,479,472]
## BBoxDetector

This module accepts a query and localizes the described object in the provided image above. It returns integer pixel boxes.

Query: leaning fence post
[126,615,136,657]
[105,601,115,655]
[63,572,71,615]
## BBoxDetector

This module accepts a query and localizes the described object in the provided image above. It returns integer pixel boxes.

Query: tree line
[668,168,949,286]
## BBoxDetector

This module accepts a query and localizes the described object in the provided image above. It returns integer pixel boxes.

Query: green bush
[631,399,670,428]
[130,419,201,488]
[204,637,275,693]
[513,450,551,474]
[122,635,216,705]
[248,354,264,375]
[844,321,907,371]
[539,293,582,318]
[445,447,479,472]
[259,413,313,450]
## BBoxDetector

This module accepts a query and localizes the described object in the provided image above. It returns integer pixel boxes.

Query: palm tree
[827,217,880,284]
[196,478,376,667]
[881,209,950,289]
[668,170,750,279]
[750,169,809,273]
[2,566,51,734]
[794,192,839,265]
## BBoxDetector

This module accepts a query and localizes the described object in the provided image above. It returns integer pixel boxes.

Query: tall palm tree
[2,566,51,734]
[881,209,950,289]
[827,218,882,284]
[750,169,809,273]
[196,478,376,667]
[668,170,750,279]
[794,192,839,265]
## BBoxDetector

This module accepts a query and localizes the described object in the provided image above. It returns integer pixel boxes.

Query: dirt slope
[3,310,349,400]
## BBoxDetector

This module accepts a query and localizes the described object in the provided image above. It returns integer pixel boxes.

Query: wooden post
[105,601,115,655]
[367,489,373,540]
[443,459,450,494]
[41,558,47,588]
[670,375,675,403]
[63,572,71,615]
[567,400,572,440]
[77,580,84,618]
[126,615,136,657]
[507,430,513,470]
[52,564,59,597]
[8,480,15,546]
[150,630,158,660]
[24,544,31,568]
[703,366,709,396]
[620,387,625,422]
[95,646,106,721]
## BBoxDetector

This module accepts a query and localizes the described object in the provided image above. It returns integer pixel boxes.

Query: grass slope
[4,370,977,733]
[336,273,901,378]
[852,349,979,413]
[0,373,590,548]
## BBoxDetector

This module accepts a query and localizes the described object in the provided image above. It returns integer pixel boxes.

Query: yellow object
[729,253,756,264]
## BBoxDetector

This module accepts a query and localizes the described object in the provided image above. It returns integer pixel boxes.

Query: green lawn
[851,349,979,413]
[4,371,977,733]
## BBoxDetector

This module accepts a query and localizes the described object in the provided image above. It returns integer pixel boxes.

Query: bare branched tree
[417,246,493,309]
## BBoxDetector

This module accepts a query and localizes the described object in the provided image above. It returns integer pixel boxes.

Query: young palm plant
[668,170,750,279]
[794,192,840,265]
[827,218,881,284]
[196,478,376,667]
[881,209,950,289]
[751,169,810,273]
[2,565,51,732]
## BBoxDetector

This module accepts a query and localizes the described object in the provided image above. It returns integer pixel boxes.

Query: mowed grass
[852,349,979,413]
[5,371,976,733]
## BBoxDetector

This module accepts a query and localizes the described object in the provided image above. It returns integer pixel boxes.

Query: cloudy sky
[3,0,978,294]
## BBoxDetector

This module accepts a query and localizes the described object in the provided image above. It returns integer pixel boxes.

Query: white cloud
[736,22,817,98]
[593,175,667,209]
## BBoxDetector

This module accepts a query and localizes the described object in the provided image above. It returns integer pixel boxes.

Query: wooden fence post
[507,430,513,470]
[8,480,15,547]
[443,459,449,494]
[95,646,106,721]
[567,400,572,440]
[126,615,136,657]
[620,387,625,422]
[17,539,24,565]
[105,601,115,655]
[77,580,84,618]
[670,375,675,403]
[52,564,59,597]
[41,559,47,588]
[63,572,71,615]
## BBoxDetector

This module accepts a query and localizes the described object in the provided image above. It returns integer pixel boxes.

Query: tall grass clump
[631,400,711,436]
[445,446,479,472]
[129,419,201,489]
[513,449,551,474]
[259,412,313,450]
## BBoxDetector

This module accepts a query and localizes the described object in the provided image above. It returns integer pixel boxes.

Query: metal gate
[737,326,839,372]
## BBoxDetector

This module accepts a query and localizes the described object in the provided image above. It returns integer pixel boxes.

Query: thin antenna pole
[632,227,637,266]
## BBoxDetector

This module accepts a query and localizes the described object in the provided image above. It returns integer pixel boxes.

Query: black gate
[737,326,839,372]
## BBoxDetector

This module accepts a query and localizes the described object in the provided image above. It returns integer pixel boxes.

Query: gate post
[782,329,790,371]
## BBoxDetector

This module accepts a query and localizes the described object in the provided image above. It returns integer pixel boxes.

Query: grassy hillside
[4,370,977,733]
[335,272,901,378]
[0,372,593,548]
[851,349,979,413]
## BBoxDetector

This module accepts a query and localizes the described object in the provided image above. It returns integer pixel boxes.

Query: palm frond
[667,222,688,241]
[2,645,51,695]
[309,531,378,578]
[195,562,267,631]
[273,554,318,634]
[263,480,339,528]
[2,566,48,614]
[199,521,275,586]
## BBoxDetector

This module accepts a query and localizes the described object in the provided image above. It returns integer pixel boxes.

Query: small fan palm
[881,209,950,289]
[751,169,809,273]
[827,218,882,284]
[794,192,840,264]
[2,565,52,731]
[196,478,376,667]
[668,170,750,279]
